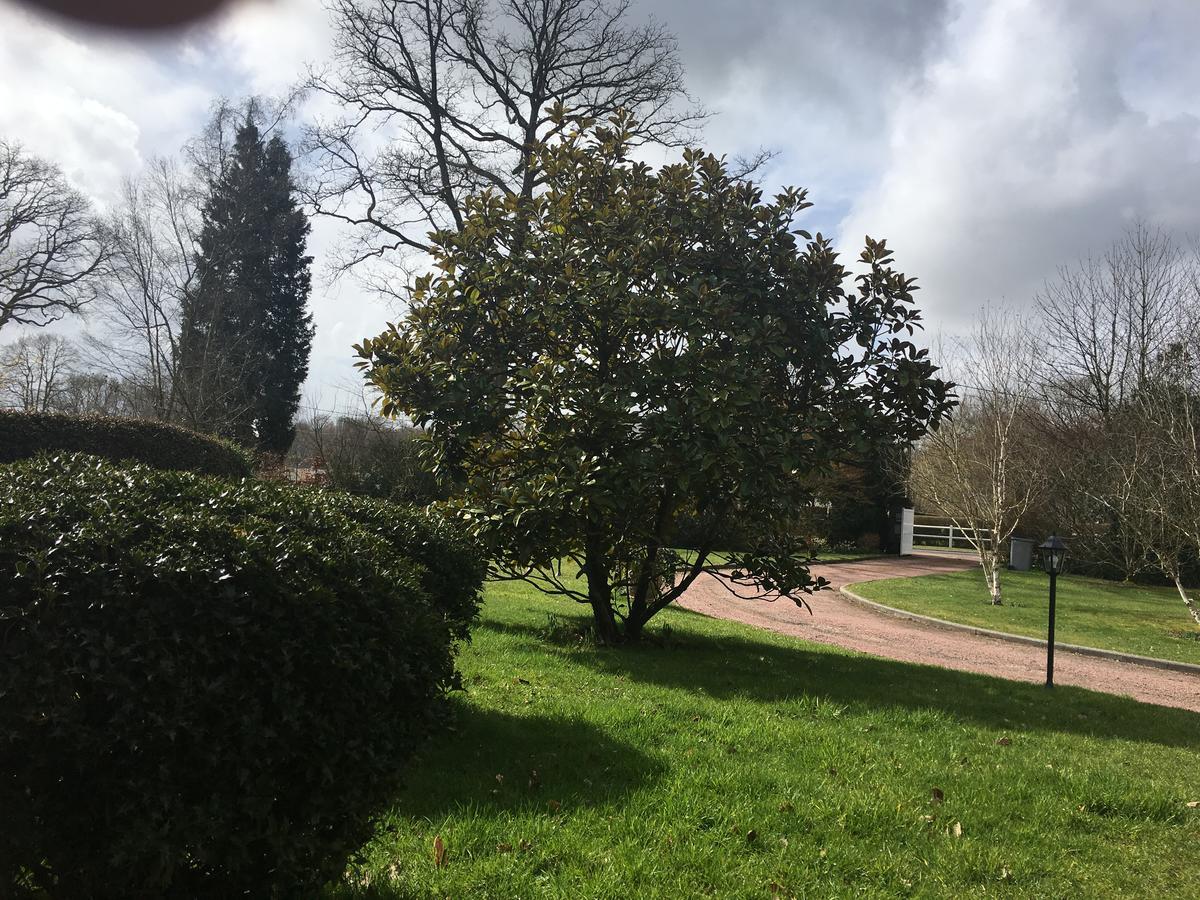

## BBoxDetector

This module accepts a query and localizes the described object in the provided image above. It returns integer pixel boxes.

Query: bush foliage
[322,491,485,641]
[0,455,483,897]
[0,409,254,478]
[357,111,952,642]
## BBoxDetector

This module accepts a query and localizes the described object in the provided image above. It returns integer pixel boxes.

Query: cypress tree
[178,120,313,456]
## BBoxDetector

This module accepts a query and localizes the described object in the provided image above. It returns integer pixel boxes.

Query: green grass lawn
[853,570,1200,666]
[329,582,1200,898]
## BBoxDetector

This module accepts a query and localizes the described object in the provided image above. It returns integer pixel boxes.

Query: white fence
[912,522,991,551]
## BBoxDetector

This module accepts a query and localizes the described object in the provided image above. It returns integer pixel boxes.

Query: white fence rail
[912,523,992,551]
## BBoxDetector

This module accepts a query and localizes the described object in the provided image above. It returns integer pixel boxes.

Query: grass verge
[330,581,1200,898]
[853,569,1200,666]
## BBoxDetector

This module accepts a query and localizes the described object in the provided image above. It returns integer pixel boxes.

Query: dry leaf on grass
[433,836,447,868]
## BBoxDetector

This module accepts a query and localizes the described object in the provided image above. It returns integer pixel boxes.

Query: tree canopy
[178,120,313,455]
[305,0,703,290]
[358,111,953,642]
[0,141,108,332]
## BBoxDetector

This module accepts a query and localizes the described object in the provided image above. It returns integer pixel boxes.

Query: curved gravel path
[678,554,1200,713]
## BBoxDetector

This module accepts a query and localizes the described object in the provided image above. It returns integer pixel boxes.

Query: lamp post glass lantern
[1039,535,1067,575]
[1037,536,1068,688]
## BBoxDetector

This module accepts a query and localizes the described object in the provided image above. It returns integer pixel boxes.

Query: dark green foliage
[357,110,953,642]
[821,460,903,551]
[0,408,253,477]
[0,454,483,897]
[322,491,486,641]
[178,120,313,456]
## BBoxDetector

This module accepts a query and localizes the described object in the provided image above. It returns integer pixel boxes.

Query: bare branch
[0,141,109,332]
[908,309,1044,604]
[0,333,77,412]
[302,0,704,277]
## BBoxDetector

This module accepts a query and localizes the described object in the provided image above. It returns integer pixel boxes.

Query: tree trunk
[627,496,675,644]
[584,538,621,644]
[1172,575,1200,626]
[981,549,1003,605]
[590,593,620,644]
[624,613,646,644]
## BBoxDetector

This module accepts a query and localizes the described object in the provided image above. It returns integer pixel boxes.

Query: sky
[3,0,1200,411]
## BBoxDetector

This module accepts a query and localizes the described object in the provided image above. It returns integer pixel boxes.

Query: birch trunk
[1172,575,1200,626]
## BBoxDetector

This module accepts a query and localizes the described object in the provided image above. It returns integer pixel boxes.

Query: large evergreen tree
[358,113,953,643]
[178,120,313,455]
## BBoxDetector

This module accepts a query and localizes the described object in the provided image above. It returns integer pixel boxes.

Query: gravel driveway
[678,554,1200,713]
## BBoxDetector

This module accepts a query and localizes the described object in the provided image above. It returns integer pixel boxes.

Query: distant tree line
[909,222,1200,623]
[1,0,704,463]
[286,407,453,506]
[0,100,313,458]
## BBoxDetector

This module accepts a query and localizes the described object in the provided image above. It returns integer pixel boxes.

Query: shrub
[0,454,483,897]
[289,416,455,505]
[0,409,254,478]
[322,492,487,641]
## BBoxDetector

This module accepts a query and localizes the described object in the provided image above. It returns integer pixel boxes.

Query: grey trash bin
[1009,537,1034,571]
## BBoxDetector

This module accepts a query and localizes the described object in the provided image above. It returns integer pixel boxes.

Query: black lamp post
[1037,536,1068,688]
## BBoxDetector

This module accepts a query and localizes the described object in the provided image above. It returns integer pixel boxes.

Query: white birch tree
[909,311,1044,604]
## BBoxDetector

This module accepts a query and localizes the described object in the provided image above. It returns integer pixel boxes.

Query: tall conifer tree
[179,120,313,455]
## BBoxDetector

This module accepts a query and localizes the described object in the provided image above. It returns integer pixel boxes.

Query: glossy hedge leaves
[0,408,255,478]
[0,454,482,897]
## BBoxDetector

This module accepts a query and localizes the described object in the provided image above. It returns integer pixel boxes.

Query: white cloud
[0,0,334,198]
[0,0,390,405]
[0,6,216,204]
[7,0,1200,395]
[210,0,330,94]
[838,0,1200,331]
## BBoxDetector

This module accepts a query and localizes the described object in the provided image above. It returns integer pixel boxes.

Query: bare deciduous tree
[1039,220,1195,425]
[0,141,108,331]
[0,332,77,412]
[52,372,137,417]
[304,0,701,287]
[1036,417,1150,581]
[1105,348,1200,624]
[1032,222,1200,581]
[90,159,200,421]
[909,312,1044,604]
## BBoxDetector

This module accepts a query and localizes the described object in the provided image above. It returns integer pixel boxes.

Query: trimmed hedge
[0,409,254,478]
[0,454,483,897]
[323,492,486,641]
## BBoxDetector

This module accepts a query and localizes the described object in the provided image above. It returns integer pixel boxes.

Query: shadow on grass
[380,703,662,824]
[478,611,1200,751]
[326,706,662,898]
